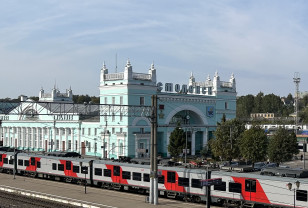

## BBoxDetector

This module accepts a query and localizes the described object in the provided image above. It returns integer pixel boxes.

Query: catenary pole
[153,95,158,205]
[149,95,155,204]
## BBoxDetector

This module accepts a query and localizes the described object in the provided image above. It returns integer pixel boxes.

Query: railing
[132,73,152,81]
[220,81,232,88]
[104,73,124,80]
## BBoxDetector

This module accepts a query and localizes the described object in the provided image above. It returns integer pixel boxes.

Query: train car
[211,171,308,208]
[0,151,15,173]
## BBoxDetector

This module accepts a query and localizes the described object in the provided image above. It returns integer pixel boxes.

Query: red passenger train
[0,151,307,208]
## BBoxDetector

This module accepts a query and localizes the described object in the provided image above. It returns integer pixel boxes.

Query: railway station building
[0,60,237,159]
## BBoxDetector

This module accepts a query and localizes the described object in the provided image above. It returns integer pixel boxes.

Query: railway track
[0,190,80,208]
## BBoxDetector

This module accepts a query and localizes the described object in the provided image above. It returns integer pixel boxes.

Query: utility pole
[149,95,158,205]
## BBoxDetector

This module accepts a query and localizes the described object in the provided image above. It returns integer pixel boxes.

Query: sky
[0,0,307,98]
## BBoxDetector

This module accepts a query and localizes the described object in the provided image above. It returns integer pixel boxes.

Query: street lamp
[184,115,190,164]
[287,180,300,208]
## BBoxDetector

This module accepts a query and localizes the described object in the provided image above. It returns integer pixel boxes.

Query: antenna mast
[293,72,301,129]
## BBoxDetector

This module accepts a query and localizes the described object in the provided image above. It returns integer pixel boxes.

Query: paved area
[0,173,219,208]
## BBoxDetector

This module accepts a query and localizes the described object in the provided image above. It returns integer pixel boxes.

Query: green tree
[209,118,245,162]
[239,125,268,164]
[168,123,186,158]
[267,127,299,163]
[236,94,255,119]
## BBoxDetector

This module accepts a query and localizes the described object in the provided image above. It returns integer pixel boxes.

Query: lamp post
[287,180,300,208]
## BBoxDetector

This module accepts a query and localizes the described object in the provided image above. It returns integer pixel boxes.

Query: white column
[78,128,81,154]
[26,128,29,149]
[135,136,139,158]
[59,128,63,151]
[47,127,50,151]
[71,128,74,151]
[65,128,68,151]
[166,131,171,157]
[32,127,35,149]
[8,127,11,146]
[203,128,208,147]
[191,131,196,155]
[53,127,56,151]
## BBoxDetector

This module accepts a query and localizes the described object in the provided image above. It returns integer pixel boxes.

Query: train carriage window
[191,179,202,188]
[37,161,41,168]
[73,166,79,173]
[31,158,35,166]
[24,160,29,166]
[133,172,141,181]
[0,154,2,162]
[229,182,242,193]
[104,169,112,177]
[245,179,256,192]
[58,164,64,171]
[66,161,71,170]
[18,159,23,166]
[3,158,8,164]
[143,173,150,182]
[122,171,131,179]
[52,163,57,170]
[214,181,226,191]
[113,166,120,176]
[9,159,13,165]
[158,175,165,184]
[296,190,307,202]
[95,168,102,176]
[178,177,189,187]
[167,172,176,183]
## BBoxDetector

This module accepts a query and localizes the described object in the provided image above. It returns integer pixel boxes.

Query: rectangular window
[158,175,165,184]
[66,161,71,170]
[82,128,84,135]
[133,172,142,181]
[52,163,57,170]
[58,164,64,171]
[245,179,256,192]
[122,171,131,179]
[24,160,29,166]
[143,173,150,182]
[214,181,226,191]
[0,154,2,162]
[104,169,111,177]
[112,113,115,122]
[112,97,115,105]
[113,166,120,176]
[120,113,123,121]
[95,168,102,176]
[112,128,115,134]
[31,158,35,166]
[88,128,91,136]
[225,102,228,109]
[18,159,23,166]
[191,179,202,188]
[296,190,307,202]
[120,96,123,105]
[9,159,13,165]
[140,97,145,106]
[229,182,242,193]
[167,172,176,183]
[104,97,107,104]
[112,143,115,154]
[73,166,80,173]
[94,128,97,136]
[178,177,189,187]
[37,161,41,168]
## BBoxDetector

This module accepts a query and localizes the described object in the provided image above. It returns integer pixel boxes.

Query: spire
[126,58,131,67]
[151,61,155,70]
[231,73,234,79]
[207,74,211,81]
[214,71,219,77]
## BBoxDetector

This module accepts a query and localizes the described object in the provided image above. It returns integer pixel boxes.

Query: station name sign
[0,115,9,120]
[53,115,74,120]
[157,82,212,94]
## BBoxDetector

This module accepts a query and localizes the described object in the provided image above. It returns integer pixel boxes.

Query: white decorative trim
[164,105,208,125]
[132,117,151,126]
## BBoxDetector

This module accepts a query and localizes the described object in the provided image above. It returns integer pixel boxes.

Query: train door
[245,179,257,202]
[113,165,121,184]
[167,171,176,191]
